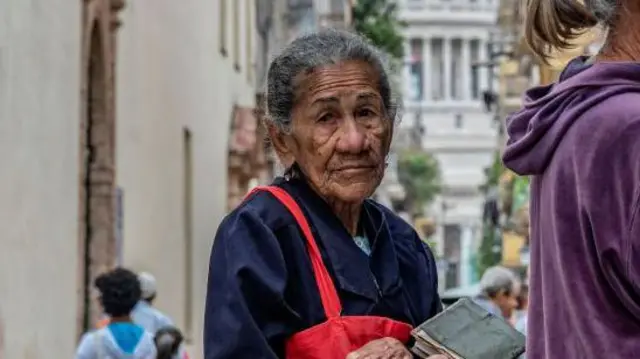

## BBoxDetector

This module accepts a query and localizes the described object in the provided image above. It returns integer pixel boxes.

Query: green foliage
[352,0,406,60]
[476,224,502,278]
[397,149,441,216]
[479,151,505,193]
[476,151,506,277]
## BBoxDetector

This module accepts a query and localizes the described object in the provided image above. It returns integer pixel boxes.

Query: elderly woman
[503,0,640,358]
[473,266,520,322]
[204,30,443,359]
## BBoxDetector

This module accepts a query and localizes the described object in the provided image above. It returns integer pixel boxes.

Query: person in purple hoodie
[502,0,640,358]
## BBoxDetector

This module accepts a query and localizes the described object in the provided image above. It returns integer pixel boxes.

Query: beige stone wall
[0,1,82,357]
[0,0,255,358]
[116,0,255,357]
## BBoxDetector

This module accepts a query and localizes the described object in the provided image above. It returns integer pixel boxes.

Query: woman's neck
[598,7,640,62]
[326,199,362,236]
[300,175,364,236]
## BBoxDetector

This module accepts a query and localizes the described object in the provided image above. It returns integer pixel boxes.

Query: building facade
[0,1,85,357]
[0,0,256,358]
[117,2,256,358]
[398,0,499,290]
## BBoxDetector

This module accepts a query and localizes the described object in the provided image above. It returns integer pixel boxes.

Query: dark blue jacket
[204,177,442,358]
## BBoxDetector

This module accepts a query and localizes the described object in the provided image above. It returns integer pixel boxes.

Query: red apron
[249,186,413,359]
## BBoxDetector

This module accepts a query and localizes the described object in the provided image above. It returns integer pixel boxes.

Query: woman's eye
[318,113,334,123]
[356,108,375,118]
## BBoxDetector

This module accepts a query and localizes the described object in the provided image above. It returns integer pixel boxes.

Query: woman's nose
[335,118,366,154]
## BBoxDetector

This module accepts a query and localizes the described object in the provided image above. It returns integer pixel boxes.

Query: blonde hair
[524,0,604,62]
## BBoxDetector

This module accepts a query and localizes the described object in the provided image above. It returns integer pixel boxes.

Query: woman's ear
[267,123,295,168]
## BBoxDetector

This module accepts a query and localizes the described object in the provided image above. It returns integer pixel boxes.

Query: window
[451,39,462,100]
[409,38,424,101]
[470,39,480,99]
[245,0,253,82]
[409,112,424,147]
[454,113,464,129]
[431,38,444,101]
[182,128,193,339]
[219,0,228,55]
[233,0,240,70]
[330,0,344,14]
[446,262,459,289]
[443,224,462,289]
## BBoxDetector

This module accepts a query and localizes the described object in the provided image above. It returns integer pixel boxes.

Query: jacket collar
[276,177,402,303]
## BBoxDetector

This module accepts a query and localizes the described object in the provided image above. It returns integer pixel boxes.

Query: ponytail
[524,0,599,63]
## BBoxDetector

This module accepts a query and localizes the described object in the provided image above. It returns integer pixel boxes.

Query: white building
[0,0,255,358]
[398,0,499,290]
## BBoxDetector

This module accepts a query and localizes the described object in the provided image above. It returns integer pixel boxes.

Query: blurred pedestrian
[474,266,520,322]
[0,309,3,359]
[75,268,156,359]
[96,271,189,358]
[155,327,185,359]
[514,266,530,333]
[97,271,175,333]
[503,0,640,357]
[515,278,529,359]
[513,284,528,325]
[133,272,175,333]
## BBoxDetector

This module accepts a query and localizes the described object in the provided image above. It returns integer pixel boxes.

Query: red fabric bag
[249,186,413,359]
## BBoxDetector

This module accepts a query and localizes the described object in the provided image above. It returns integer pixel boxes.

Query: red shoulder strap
[246,186,341,319]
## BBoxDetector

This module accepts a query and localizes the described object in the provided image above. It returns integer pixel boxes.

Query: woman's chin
[327,182,379,203]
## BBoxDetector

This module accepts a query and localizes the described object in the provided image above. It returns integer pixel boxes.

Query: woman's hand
[345,337,412,359]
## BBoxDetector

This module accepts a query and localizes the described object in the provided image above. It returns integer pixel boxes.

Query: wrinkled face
[495,283,520,318]
[273,60,392,204]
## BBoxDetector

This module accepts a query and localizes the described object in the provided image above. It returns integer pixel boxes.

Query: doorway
[79,22,116,333]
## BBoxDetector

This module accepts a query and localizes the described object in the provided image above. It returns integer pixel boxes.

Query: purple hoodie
[503,57,640,359]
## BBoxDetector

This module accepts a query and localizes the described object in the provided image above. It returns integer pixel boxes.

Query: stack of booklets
[411,298,526,359]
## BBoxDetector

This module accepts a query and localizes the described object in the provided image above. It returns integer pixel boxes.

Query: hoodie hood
[86,324,156,358]
[502,57,640,175]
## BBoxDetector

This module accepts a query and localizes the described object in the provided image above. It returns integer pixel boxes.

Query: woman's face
[275,60,391,204]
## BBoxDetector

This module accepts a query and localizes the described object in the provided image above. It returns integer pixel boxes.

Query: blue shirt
[473,297,504,319]
[204,177,442,358]
[131,300,174,334]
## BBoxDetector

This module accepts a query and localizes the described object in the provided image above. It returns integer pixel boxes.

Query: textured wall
[116,0,255,356]
[0,0,82,357]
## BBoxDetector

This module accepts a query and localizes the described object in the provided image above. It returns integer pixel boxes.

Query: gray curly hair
[479,266,519,298]
[265,29,401,133]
